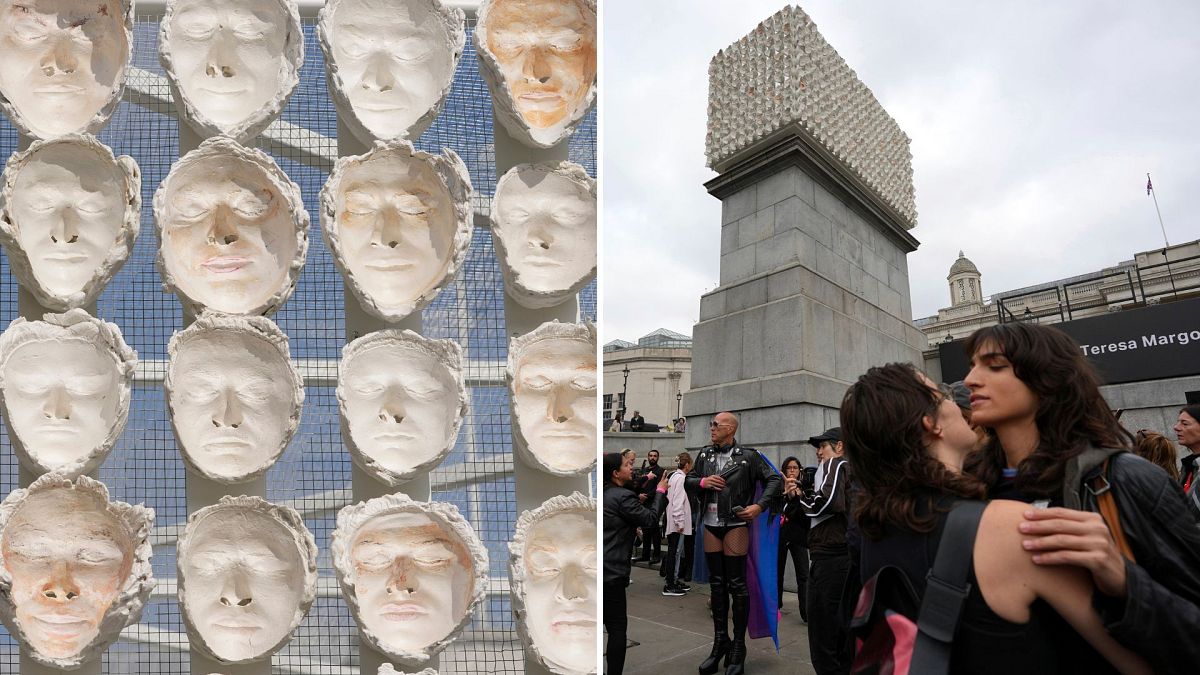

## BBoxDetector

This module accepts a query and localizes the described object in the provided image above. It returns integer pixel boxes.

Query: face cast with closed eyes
[321,141,471,322]
[161,0,301,141]
[323,0,462,143]
[167,316,302,484]
[509,322,597,476]
[339,331,465,486]
[0,0,130,139]
[1,137,139,309]
[476,0,596,147]
[178,498,316,663]
[156,138,308,316]
[492,163,595,309]
[511,495,597,674]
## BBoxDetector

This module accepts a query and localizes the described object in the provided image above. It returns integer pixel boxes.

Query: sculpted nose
[377,396,404,424]
[42,384,72,420]
[386,557,418,595]
[522,46,553,84]
[41,37,78,77]
[212,390,243,429]
[204,29,240,78]
[361,51,397,92]
[219,571,252,608]
[49,209,80,244]
[371,207,404,249]
[556,563,588,602]
[208,208,240,246]
[41,562,80,603]
[547,386,575,424]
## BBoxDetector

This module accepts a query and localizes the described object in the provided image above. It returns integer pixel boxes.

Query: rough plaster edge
[0,474,155,670]
[490,161,596,309]
[473,0,597,149]
[176,495,318,664]
[319,139,473,322]
[379,667,438,675]
[331,493,489,665]
[508,492,596,675]
[153,136,310,317]
[0,134,141,311]
[316,0,466,146]
[158,0,304,144]
[163,312,305,484]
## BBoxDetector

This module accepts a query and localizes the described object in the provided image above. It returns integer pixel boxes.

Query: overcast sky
[600,0,1200,344]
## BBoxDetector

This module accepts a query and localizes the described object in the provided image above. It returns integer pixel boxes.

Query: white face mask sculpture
[332,494,487,664]
[339,330,466,486]
[0,474,154,669]
[491,162,595,309]
[318,0,464,145]
[178,496,317,664]
[160,0,303,143]
[508,321,596,476]
[156,137,309,317]
[321,140,472,322]
[0,0,132,139]
[0,135,140,311]
[166,313,304,484]
[510,492,597,675]
[0,309,136,478]
[475,0,596,149]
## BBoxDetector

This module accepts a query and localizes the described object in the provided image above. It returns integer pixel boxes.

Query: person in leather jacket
[962,322,1200,674]
[685,411,781,675]
[604,451,667,674]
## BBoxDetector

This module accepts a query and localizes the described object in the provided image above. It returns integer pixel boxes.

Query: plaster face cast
[491,162,595,309]
[0,0,132,139]
[332,495,488,664]
[156,137,309,317]
[379,668,438,675]
[160,0,303,143]
[318,0,464,145]
[339,330,466,486]
[0,309,136,477]
[178,496,318,663]
[510,493,597,675]
[0,474,154,669]
[321,141,472,322]
[0,135,140,311]
[508,321,596,476]
[475,0,596,148]
[166,314,304,484]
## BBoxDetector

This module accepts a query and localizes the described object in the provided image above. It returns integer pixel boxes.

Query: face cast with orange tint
[1,489,132,661]
[964,341,1039,430]
[519,508,596,673]
[349,512,472,654]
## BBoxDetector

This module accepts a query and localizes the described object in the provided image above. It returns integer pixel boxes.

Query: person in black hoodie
[603,451,667,674]
[799,427,850,675]
[633,449,664,563]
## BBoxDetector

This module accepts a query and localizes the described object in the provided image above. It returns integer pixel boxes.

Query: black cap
[808,427,842,447]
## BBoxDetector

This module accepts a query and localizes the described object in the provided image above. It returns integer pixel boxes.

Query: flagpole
[1148,172,1169,247]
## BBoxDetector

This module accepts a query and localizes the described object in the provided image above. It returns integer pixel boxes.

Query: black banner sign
[938,295,1200,385]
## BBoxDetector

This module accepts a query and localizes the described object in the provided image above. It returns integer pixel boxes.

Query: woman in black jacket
[777,456,809,621]
[962,322,1200,674]
[603,451,667,674]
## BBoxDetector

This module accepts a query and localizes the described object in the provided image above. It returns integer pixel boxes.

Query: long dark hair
[780,456,802,475]
[840,363,986,539]
[961,323,1131,499]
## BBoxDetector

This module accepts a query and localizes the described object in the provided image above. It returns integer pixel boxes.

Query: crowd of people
[603,321,1200,674]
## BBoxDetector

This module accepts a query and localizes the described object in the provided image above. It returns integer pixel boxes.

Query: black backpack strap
[910,500,987,675]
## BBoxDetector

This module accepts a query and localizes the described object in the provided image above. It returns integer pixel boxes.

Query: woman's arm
[974,500,1150,674]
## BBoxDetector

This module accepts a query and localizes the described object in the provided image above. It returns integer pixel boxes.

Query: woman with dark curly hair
[841,362,1147,673]
[961,321,1200,673]
[1133,429,1180,482]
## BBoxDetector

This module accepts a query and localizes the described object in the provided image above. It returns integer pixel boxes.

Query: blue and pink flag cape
[691,458,782,651]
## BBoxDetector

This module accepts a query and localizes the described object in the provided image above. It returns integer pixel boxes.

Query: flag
[1147,174,1153,195]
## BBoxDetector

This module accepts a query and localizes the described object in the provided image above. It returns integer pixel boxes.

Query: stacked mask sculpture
[319,0,465,145]
[159,0,304,143]
[510,492,597,674]
[475,0,597,148]
[166,313,304,483]
[155,136,310,317]
[508,321,597,476]
[321,139,473,322]
[0,0,133,139]
[0,135,140,311]
[332,494,488,665]
[177,496,318,664]
[338,330,467,486]
[0,309,137,477]
[491,162,596,309]
[0,474,154,669]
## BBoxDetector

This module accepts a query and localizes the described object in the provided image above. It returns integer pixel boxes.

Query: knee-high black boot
[699,552,730,674]
[724,554,749,675]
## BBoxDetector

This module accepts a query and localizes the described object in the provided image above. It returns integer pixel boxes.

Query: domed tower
[947,251,982,307]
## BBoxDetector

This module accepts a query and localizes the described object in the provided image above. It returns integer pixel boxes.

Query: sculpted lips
[32,613,90,636]
[34,84,84,95]
[518,90,563,110]
[380,602,427,621]
[550,612,595,634]
[202,436,251,455]
[522,254,562,268]
[201,256,251,274]
[42,252,90,263]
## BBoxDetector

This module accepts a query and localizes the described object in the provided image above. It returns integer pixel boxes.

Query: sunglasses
[709,421,733,429]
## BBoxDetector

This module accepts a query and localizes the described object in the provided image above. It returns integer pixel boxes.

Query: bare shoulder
[974,500,1038,622]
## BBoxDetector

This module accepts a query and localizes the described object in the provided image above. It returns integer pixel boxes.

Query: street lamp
[621,364,630,417]
[676,391,683,420]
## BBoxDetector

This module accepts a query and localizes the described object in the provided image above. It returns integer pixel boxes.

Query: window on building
[603,394,613,413]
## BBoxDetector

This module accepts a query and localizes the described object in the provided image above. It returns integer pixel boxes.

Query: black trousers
[641,515,662,560]
[807,553,850,675]
[664,531,695,585]
[777,535,809,619]
[604,580,629,674]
